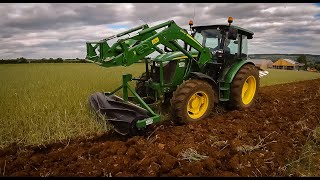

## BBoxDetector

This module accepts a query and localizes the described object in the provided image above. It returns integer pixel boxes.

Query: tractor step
[218,81,230,100]
[219,87,229,91]
[219,98,229,102]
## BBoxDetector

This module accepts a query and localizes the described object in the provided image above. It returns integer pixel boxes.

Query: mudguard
[190,72,218,87]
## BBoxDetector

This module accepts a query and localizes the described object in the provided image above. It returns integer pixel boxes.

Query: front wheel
[229,64,260,109]
[170,79,215,123]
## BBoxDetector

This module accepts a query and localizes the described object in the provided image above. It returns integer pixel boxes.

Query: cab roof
[191,24,254,39]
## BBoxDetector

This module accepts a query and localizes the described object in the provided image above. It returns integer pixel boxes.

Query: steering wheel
[209,47,219,54]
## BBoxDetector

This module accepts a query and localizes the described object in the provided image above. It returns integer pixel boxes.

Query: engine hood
[153,51,198,62]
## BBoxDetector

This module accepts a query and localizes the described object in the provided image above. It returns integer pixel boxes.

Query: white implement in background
[259,70,269,78]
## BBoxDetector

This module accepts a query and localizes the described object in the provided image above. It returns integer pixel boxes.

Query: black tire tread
[135,72,152,97]
[229,64,260,110]
[170,79,215,123]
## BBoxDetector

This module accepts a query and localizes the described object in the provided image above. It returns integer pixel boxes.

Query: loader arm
[85,20,212,69]
[86,24,158,62]
[85,20,213,136]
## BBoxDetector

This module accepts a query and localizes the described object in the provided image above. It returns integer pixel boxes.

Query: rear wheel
[135,72,155,104]
[230,64,259,109]
[135,72,149,97]
[170,79,215,123]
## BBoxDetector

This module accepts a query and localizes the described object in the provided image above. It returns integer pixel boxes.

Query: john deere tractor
[86,17,261,136]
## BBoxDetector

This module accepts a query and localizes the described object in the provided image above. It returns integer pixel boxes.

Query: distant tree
[297,55,306,64]
[297,55,307,70]
[56,57,63,63]
[17,57,28,63]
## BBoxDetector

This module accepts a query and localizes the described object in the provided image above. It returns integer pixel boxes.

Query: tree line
[296,55,320,71]
[0,57,147,64]
[0,57,90,64]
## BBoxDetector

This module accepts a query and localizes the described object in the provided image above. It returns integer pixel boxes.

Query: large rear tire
[135,72,156,104]
[229,64,259,109]
[135,72,149,97]
[170,79,215,123]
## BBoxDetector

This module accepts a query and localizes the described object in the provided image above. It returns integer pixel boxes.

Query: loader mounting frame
[105,74,161,129]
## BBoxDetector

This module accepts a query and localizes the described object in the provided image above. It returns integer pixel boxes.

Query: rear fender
[221,60,255,84]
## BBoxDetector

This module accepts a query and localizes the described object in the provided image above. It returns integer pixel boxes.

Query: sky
[0,3,320,59]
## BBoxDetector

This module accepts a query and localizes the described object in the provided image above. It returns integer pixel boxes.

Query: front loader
[85,17,262,136]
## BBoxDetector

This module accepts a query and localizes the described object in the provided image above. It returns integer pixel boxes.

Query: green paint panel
[221,60,255,83]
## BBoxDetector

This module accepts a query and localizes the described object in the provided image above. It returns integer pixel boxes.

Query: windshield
[191,29,222,52]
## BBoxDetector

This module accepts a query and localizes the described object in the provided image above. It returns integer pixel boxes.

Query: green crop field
[259,69,320,86]
[0,63,145,147]
[0,63,320,147]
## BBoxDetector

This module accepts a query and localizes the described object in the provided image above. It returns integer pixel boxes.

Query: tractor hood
[153,51,198,62]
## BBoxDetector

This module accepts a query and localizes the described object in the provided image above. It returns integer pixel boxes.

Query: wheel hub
[187,91,209,119]
[191,96,201,109]
[241,75,256,105]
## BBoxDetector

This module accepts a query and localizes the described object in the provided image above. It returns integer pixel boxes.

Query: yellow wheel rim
[241,76,256,105]
[187,91,209,119]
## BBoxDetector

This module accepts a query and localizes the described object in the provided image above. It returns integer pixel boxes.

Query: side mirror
[228,27,238,40]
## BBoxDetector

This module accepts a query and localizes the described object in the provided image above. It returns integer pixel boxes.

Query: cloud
[0,3,319,59]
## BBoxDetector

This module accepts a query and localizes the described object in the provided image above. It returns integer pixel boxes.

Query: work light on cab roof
[228,16,233,25]
[188,20,193,30]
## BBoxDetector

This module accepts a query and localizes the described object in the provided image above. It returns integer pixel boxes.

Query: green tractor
[86,17,261,136]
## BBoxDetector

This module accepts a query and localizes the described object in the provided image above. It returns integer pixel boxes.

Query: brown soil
[1,79,320,177]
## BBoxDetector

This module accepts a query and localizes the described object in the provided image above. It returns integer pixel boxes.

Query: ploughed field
[0,78,319,177]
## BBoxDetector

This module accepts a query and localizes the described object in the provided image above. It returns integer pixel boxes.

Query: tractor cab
[190,17,254,66]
